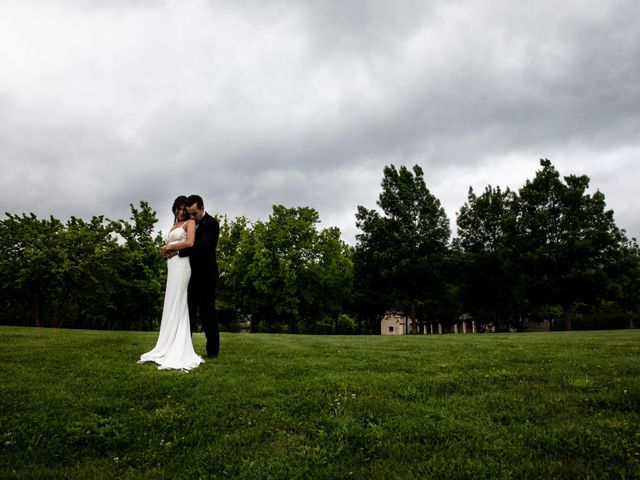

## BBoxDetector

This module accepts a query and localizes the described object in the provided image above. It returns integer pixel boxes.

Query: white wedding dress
[139,225,203,371]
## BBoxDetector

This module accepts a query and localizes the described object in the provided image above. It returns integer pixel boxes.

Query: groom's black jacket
[178,212,219,284]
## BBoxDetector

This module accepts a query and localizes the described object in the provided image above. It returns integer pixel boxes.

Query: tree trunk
[563,304,572,331]
[410,301,417,334]
[372,314,382,335]
[52,309,63,328]
[496,309,503,332]
[31,295,42,327]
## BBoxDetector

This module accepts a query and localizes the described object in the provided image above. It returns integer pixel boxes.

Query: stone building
[380,312,407,335]
[380,312,476,335]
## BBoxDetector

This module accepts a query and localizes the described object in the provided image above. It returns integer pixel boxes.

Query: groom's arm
[178,219,219,258]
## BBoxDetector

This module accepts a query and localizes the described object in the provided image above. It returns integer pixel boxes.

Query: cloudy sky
[2,0,639,243]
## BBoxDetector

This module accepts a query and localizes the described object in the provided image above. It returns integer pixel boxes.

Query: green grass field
[1,327,639,479]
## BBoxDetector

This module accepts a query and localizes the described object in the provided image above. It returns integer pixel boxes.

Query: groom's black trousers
[187,274,219,356]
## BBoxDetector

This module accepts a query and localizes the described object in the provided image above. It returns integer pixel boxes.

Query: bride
[139,196,204,371]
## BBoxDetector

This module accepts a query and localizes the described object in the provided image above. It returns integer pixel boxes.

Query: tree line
[0,202,165,330]
[1,159,639,333]
[355,159,639,333]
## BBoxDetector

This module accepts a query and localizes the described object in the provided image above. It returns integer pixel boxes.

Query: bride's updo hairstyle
[172,195,189,223]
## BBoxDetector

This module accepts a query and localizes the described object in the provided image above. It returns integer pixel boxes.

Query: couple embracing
[139,194,219,371]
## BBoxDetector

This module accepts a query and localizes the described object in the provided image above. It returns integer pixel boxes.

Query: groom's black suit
[179,212,220,356]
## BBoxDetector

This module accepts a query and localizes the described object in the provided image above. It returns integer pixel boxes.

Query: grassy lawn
[1,327,639,479]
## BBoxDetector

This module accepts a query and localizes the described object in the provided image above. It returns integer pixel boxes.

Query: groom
[178,194,220,358]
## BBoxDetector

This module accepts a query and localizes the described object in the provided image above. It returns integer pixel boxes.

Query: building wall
[381,314,406,335]
[525,320,551,332]
[381,312,477,335]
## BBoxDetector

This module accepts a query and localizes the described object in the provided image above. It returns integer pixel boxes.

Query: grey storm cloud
[1,0,639,243]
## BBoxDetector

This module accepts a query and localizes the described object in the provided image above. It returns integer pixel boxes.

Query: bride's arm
[160,220,195,254]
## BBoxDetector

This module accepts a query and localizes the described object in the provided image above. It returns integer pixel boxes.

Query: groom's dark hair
[187,194,204,209]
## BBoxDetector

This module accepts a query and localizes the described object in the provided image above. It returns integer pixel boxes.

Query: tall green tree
[110,202,166,330]
[516,159,624,330]
[225,205,353,333]
[354,165,450,332]
[216,215,250,330]
[456,185,524,331]
[607,237,640,329]
[0,213,68,327]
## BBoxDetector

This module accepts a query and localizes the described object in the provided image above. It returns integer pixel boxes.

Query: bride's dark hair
[172,195,189,223]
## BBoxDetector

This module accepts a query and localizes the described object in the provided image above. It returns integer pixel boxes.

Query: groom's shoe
[207,352,218,358]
